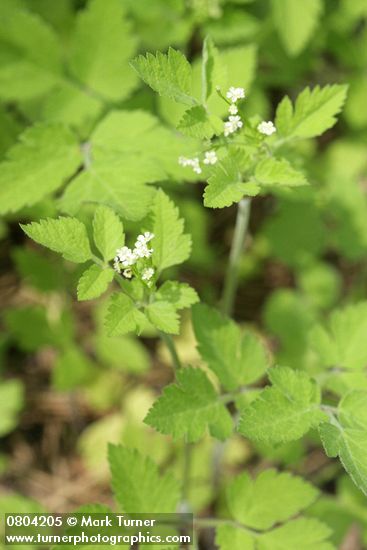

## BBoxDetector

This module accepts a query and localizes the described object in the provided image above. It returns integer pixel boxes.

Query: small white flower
[178,156,202,175]
[123,268,133,279]
[257,121,276,136]
[228,104,238,115]
[224,115,243,137]
[141,267,155,281]
[116,246,137,267]
[143,231,154,242]
[203,151,218,165]
[226,86,245,103]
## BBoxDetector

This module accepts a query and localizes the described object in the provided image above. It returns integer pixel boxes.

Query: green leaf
[319,391,367,495]
[226,469,318,530]
[105,293,147,336]
[0,0,62,101]
[201,36,225,101]
[69,0,138,101]
[311,301,367,371]
[77,265,114,301]
[238,367,327,443]
[216,525,255,550]
[204,153,259,208]
[271,0,323,56]
[257,518,334,550]
[93,205,124,262]
[155,281,199,310]
[59,159,155,222]
[145,301,179,334]
[131,47,196,105]
[0,380,24,437]
[177,105,214,139]
[192,304,270,391]
[108,445,180,513]
[145,367,232,442]
[53,346,95,391]
[21,217,92,263]
[254,158,308,187]
[275,85,348,139]
[149,190,191,271]
[0,124,81,215]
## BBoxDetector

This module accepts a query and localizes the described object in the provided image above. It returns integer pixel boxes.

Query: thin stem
[194,517,259,536]
[159,332,182,370]
[180,440,193,511]
[221,197,251,316]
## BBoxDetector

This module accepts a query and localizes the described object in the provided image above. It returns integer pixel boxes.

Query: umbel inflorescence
[178,86,277,175]
[113,232,155,284]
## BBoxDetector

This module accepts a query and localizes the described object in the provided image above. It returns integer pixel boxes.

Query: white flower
[228,104,238,115]
[226,86,245,103]
[116,246,137,267]
[141,267,155,281]
[203,151,218,165]
[257,121,276,136]
[178,156,202,175]
[143,231,154,242]
[224,115,243,137]
[123,268,133,279]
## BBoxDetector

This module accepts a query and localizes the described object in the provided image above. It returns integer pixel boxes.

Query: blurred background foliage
[0,0,367,548]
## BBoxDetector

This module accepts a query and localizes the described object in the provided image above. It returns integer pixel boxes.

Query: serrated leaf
[21,217,92,263]
[105,293,147,336]
[204,153,259,208]
[177,105,214,139]
[131,47,196,105]
[77,265,114,301]
[0,0,62,101]
[258,518,334,550]
[255,157,308,187]
[108,445,180,513]
[155,281,199,310]
[145,367,232,442]
[93,205,124,262]
[238,367,327,443]
[69,0,137,101]
[192,304,270,391]
[0,124,81,215]
[275,85,348,139]
[319,391,367,495]
[149,190,191,272]
[271,0,323,56]
[145,301,180,334]
[226,469,318,530]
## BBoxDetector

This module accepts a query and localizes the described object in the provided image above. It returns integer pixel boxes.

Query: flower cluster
[224,86,245,137]
[113,232,155,284]
[178,150,218,175]
[178,156,202,174]
[257,120,276,136]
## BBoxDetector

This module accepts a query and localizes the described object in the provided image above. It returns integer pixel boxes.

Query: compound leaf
[145,367,232,442]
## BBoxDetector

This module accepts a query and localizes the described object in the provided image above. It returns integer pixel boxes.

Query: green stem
[181,440,192,509]
[159,332,182,370]
[194,517,259,535]
[221,197,251,316]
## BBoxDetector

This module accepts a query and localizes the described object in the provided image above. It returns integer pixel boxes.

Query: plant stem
[159,331,182,370]
[181,440,192,509]
[221,197,251,316]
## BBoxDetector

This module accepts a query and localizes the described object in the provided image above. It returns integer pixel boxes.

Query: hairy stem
[221,197,251,316]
